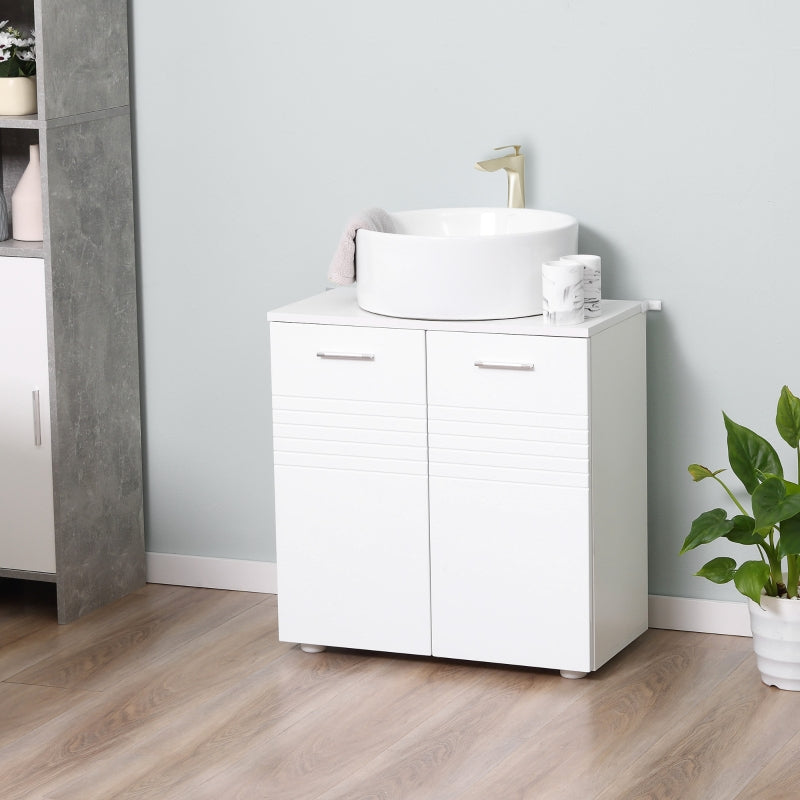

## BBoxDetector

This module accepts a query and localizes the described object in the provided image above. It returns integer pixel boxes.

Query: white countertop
[268,286,645,338]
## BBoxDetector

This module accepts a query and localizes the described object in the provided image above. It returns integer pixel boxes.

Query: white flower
[0,20,35,71]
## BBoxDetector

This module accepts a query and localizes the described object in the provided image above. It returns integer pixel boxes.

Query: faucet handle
[494,145,522,156]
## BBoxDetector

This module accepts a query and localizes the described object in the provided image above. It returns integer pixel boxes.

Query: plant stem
[787,554,800,598]
[712,474,749,517]
[766,531,783,594]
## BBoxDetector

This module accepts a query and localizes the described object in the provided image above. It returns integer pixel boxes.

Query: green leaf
[688,464,725,482]
[776,386,800,449]
[726,515,764,546]
[752,477,800,530]
[680,509,734,554]
[778,514,800,558]
[724,412,783,493]
[696,557,736,584]
[733,560,770,604]
[761,475,800,494]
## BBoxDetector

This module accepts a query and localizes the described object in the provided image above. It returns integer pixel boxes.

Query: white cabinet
[268,288,649,676]
[270,323,432,655]
[427,331,592,672]
[0,257,56,573]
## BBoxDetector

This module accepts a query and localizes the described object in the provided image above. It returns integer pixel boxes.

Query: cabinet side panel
[45,113,144,622]
[590,313,648,667]
[38,0,130,119]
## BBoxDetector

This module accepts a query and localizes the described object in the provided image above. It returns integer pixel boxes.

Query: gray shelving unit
[0,0,145,622]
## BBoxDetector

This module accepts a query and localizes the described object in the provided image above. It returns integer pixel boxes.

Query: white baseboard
[648,594,751,637]
[146,552,277,594]
[143,557,749,637]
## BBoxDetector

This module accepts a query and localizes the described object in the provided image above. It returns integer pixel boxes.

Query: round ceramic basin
[355,207,579,320]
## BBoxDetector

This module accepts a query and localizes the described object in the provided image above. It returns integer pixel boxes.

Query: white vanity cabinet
[0,257,56,573]
[268,287,648,676]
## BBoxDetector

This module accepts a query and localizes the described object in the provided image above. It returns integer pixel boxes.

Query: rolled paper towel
[542,259,584,325]
[563,254,601,317]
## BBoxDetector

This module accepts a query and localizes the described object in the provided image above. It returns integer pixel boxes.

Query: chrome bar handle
[474,361,534,371]
[316,352,375,361]
[32,389,42,446]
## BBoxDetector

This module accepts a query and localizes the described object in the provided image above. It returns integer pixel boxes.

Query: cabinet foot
[300,643,326,653]
[560,669,588,680]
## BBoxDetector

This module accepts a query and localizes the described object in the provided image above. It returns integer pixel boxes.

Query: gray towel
[327,207,395,285]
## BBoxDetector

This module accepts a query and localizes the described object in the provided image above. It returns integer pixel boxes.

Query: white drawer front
[270,322,426,404]
[426,331,588,415]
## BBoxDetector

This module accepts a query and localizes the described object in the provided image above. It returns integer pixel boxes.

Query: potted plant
[0,20,36,116]
[681,385,800,690]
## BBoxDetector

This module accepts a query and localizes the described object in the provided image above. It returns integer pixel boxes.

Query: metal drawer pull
[316,351,375,361]
[32,389,42,446]
[474,360,534,371]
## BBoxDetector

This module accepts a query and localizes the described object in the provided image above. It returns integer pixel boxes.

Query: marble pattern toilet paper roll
[563,254,601,317]
[542,259,584,325]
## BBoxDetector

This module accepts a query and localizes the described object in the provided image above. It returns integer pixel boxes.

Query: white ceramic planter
[0,77,37,116]
[748,594,800,691]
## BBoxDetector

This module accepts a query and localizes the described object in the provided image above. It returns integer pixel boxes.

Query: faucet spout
[475,145,525,208]
[475,157,509,172]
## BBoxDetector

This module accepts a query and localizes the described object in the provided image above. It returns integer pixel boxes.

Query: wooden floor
[1,581,799,800]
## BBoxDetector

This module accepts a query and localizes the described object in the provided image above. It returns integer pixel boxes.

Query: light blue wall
[129,0,800,600]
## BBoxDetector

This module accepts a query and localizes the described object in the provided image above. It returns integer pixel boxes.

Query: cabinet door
[427,331,592,672]
[0,257,56,573]
[270,323,431,655]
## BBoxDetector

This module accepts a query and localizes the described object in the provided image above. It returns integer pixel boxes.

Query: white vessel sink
[355,207,579,320]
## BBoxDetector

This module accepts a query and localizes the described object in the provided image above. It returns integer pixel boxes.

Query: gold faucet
[475,145,525,208]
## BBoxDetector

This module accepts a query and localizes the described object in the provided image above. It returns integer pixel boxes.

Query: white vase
[748,594,800,691]
[11,144,43,242]
[0,76,37,116]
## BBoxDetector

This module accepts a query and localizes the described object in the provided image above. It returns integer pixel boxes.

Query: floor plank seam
[1,678,104,693]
